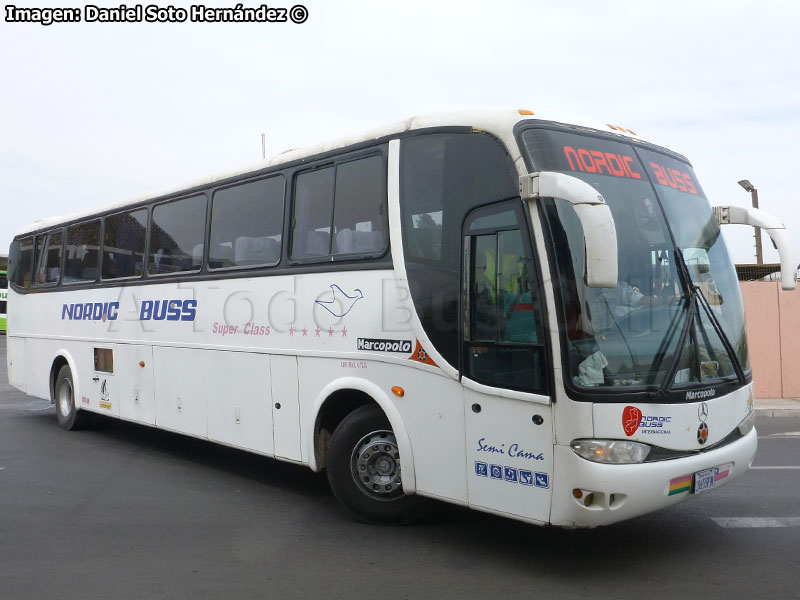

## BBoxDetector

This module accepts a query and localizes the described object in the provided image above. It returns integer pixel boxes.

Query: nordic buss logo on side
[62,302,120,321]
[62,299,197,322]
[140,299,197,321]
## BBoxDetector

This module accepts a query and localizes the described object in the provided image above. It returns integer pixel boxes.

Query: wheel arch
[307,377,416,494]
[49,350,80,405]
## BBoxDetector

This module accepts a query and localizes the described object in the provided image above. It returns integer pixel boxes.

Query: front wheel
[55,365,92,431]
[326,405,429,524]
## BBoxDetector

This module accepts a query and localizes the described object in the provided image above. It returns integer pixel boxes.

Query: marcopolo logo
[357,338,413,353]
[62,302,119,321]
[686,389,715,401]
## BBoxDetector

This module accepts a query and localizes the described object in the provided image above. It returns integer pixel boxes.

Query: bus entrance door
[462,200,553,522]
[463,384,553,523]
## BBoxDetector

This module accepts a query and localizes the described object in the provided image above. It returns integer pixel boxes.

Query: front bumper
[548,427,757,527]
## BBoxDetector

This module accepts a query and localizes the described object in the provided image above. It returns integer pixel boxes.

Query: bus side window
[210,175,285,269]
[291,153,386,261]
[149,195,207,275]
[33,231,63,286]
[9,236,35,289]
[64,220,101,284]
[103,209,148,279]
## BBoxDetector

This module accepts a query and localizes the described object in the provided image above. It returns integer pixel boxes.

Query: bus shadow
[25,407,333,501]
[22,407,727,578]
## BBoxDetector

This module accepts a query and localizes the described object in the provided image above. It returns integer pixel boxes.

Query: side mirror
[520,172,618,288]
[714,205,797,291]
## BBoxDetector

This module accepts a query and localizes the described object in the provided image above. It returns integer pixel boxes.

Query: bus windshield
[521,127,749,396]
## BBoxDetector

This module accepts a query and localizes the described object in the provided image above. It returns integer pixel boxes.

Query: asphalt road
[1,342,799,600]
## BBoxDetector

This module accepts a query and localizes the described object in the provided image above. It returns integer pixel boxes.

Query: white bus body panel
[116,345,155,425]
[463,379,553,523]
[206,350,274,456]
[7,335,27,392]
[271,354,301,461]
[592,384,753,449]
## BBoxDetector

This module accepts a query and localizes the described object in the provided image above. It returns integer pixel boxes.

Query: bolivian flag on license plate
[668,463,731,496]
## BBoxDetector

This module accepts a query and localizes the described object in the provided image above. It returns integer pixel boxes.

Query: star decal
[302,327,308,337]
[341,327,348,338]
[289,326,295,336]
[328,327,334,337]
[315,327,321,337]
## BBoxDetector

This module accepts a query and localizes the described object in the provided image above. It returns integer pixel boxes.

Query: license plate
[692,467,715,494]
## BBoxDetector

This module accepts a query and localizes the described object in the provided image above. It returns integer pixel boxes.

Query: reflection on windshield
[523,128,749,395]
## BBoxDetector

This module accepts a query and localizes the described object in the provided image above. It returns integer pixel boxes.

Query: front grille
[644,426,744,462]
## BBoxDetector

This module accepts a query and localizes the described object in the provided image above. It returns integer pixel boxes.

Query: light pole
[738,179,763,265]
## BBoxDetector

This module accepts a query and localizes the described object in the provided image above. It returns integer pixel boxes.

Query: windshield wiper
[658,289,697,395]
[657,248,745,395]
[694,281,745,382]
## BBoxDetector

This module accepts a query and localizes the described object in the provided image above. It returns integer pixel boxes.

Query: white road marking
[761,431,800,439]
[750,466,800,470]
[713,517,800,528]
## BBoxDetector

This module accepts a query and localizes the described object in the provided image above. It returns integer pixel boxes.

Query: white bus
[6,110,796,527]
[0,268,7,333]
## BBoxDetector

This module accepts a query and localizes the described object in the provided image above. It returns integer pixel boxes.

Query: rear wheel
[55,365,91,431]
[326,404,429,524]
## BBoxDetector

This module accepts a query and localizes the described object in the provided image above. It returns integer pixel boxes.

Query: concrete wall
[741,281,800,398]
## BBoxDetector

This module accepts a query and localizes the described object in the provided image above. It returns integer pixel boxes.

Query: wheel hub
[351,430,403,499]
[58,379,73,418]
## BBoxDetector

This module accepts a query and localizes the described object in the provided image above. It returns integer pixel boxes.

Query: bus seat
[235,237,279,265]
[80,250,99,281]
[192,244,204,268]
[335,229,384,254]
[304,231,329,256]
[208,243,235,269]
[410,227,435,259]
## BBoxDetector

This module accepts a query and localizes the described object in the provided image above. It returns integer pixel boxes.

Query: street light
[738,179,762,264]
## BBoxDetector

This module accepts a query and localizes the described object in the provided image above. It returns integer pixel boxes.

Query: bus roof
[14,109,675,237]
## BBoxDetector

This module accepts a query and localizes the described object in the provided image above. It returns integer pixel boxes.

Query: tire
[326,404,429,524]
[54,365,91,431]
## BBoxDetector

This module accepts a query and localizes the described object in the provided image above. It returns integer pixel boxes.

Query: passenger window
[332,155,385,256]
[464,203,547,394]
[64,220,101,284]
[103,209,147,279]
[210,175,285,268]
[291,154,386,261]
[149,195,207,275]
[291,167,334,259]
[9,236,35,288]
[33,231,63,286]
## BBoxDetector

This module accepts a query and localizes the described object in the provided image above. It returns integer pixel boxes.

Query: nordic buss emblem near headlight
[622,406,642,436]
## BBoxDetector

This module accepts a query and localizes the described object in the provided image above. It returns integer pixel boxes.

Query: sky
[1,0,799,266]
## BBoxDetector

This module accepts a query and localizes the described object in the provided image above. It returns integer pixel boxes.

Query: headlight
[737,411,755,436]
[570,439,650,464]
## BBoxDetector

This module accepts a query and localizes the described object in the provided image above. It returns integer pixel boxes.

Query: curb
[755,407,800,418]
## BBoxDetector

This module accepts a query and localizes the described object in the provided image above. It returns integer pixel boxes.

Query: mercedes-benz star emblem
[698,402,709,422]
